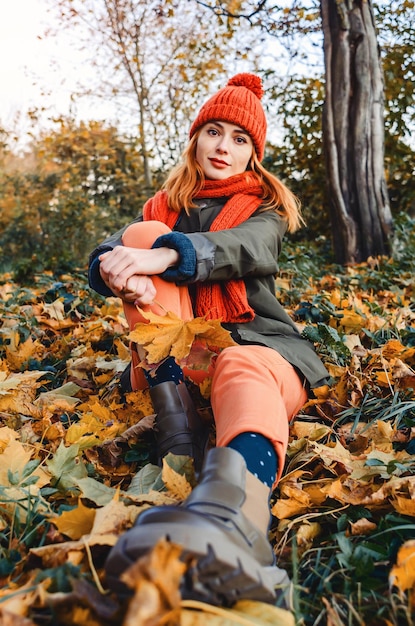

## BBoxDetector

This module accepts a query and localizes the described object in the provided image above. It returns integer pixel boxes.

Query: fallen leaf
[122,539,186,626]
[391,495,415,517]
[0,371,46,414]
[46,442,88,491]
[291,421,331,441]
[51,498,96,539]
[348,518,377,536]
[272,484,311,519]
[389,540,415,592]
[162,456,194,500]
[309,440,354,472]
[89,495,140,536]
[180,599,295,625]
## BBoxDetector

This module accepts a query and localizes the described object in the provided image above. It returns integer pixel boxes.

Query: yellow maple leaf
[272,484,311,519]
[128,308,235,365]
[122,539,185,626]
[336,309,366,333]
[5,337,45,371]
[162,459,193,500]
[323,477,381,507]
[375,370,393,388]
[65,409,124,449]
[311,384,331,400]
[382,339,408,360]
[0,429,50,522]
[392,495,415,517]
[89,495,141,536]
[302,483,329,506]
[0,371,45,415]
[309,440,353,472]
[291,421,331,441]
[51,498,96,540]
[0,428,49,489]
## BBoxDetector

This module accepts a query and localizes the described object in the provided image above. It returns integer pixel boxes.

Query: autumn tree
[0,120,144,272]
[321,0,393,263]
[41,0,414,263]
[264,1,415,245]
[377,0,415,217]
[192,0,412,263]
[48,0,253,193]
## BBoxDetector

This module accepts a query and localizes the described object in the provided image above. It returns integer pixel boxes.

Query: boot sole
[105,519,291,608]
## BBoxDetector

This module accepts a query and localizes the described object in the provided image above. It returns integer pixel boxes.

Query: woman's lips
[209,158,229,168]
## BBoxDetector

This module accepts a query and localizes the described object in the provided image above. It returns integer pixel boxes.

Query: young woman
[89,74,329,607]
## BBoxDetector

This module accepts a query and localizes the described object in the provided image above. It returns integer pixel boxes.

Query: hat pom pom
[227,73,264,100]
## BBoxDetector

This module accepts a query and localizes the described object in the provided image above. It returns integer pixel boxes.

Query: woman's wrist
[152,232,197,281]
[163,246,180,269]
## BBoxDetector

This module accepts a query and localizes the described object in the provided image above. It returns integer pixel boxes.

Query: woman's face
[195,121,253,180]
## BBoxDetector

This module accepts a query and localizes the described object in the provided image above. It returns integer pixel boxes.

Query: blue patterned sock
[227,432,278,488]
[144,356,184,388]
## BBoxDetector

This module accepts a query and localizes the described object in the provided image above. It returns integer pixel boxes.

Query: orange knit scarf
[143,172,264,323]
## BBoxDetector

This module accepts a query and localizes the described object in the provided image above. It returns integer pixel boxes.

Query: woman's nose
[216,139,229,153]
[216,135,230,153]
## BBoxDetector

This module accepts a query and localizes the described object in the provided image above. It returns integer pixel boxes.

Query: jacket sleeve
[187,210,287,282]
[88,216,143,295]
[152,210,287,284]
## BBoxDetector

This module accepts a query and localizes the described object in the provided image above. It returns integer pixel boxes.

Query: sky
[0,1,320,141]
[1,1,59,119]
[0,0,99,137]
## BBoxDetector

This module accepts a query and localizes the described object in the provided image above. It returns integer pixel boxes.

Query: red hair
[162,128,304,233]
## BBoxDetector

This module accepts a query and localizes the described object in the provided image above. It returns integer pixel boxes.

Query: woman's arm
[88,217,143,296]
[199,212,286,280]
[154,211,287,284]
[98,246,179,303]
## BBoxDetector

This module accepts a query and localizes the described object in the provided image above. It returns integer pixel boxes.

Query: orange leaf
[348,518,377,536]
[122,539,186,626]
[390,540,415,592]
[272,484,310,519]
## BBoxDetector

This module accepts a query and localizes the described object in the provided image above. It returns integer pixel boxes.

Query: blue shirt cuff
[88,255,114,297]
[152,232,196,281]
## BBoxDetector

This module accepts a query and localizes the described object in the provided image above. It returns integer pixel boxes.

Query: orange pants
[122,221,308,482]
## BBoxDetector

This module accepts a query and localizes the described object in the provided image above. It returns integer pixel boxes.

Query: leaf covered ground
[0,219,414,625]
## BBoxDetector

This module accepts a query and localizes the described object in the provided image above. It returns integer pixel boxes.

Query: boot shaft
[150,381,209,472]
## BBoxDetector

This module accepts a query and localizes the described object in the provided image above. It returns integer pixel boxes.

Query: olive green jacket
[88,198,329,389]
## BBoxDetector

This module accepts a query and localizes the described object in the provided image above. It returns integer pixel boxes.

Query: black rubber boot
[150,381,209,473]
[105,447,290,607]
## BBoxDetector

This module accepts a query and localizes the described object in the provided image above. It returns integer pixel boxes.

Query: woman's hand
[115,274,157,305]
[99,245,179,301]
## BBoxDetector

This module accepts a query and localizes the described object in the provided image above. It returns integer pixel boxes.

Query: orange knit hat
[189,73,267,161]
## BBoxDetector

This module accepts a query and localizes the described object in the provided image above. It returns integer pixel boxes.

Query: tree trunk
[321,0,393,264]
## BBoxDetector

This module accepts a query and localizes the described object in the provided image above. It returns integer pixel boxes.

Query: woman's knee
[213,345,247,376]
[122,220,172,248]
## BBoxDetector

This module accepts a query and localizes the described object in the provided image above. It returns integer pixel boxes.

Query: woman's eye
[235,136,247,144]
[207,128,219,136]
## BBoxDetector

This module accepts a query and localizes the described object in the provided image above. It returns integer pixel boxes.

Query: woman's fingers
[98,246,179,297]
[99,247,137,291]
[124,275,156,305]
